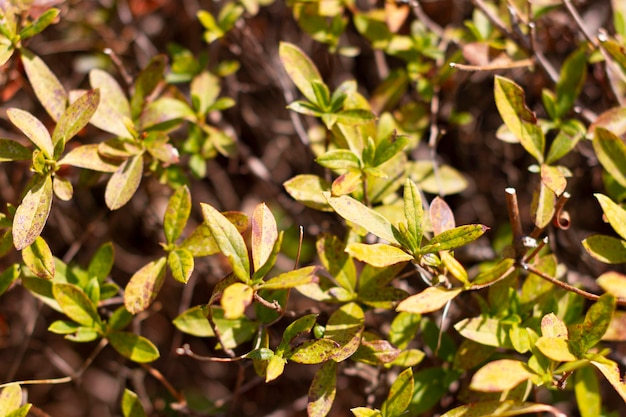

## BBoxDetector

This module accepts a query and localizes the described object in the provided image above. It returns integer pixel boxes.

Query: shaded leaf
[381,367,413,417]
[555,48,587,118]
[13,174,53,250]
[201,203,250,283]
[441,401,567,417]
[582,234,626,264]
[575,366,601,417]
[470,359,535,392]
[7,108,54,158]
[21,49,67,122]
[397,287,462,314]
[124,257,167,314]
[317,233,357,292]
[0,264,20,296]
[346,243,412,267]
[130,55,166,120]
[88,242,114,283]
[592,127,626,187]
[172,306,214,337]
[105,154,143,210]
[0,139,31,162]
[108,331,160,363]
[52,283,101,328]
[569,294,616,356]
[316,149,361,170]
[22,236,54,279]
[308,360,337,417]
[546,119,585,164]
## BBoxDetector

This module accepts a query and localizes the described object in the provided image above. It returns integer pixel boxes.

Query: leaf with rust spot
[124,257,167,314]
[470,359,535,392]
[13,174,53,250]
[324,302,364,362]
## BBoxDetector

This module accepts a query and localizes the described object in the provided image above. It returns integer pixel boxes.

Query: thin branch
[505,188,525,259]
[450,58,535,72]
[406,0,444,38]
[562,0,598,48]
[176,343,245,362]
[140,363,186,407]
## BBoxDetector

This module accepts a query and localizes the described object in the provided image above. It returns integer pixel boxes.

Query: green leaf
[201,203,251,283]
[592,127,626,187]
[494,75,544,162]
[420,224,489,254]
[403,179,423,252]
[88,242,114,284]
[265,355,286,382]
[595,193,626,240]
[324,302,364,362]
[389,312,421,350]
[335,109,376,125]
[108,306,133,330]
[48,320,81,335]
[575,366,601,417]
[179,224,220,257]
[582,234,626,264]
[259,266,319,290]
[381,368,413,417]
[316,149,361,170]
[317,233,357,292]
[397,287,462,315]
[6,108,54,158]
[108,331,160,363]
[0,139,31,162]
[167,248,194,284]
[546,119,585,164]
[173,306,214,337]
[311,80,331,109]
[470,359,535,392]
[89,69,132,137]
[251,203,278,273]
[0,264,20,296]
[164,186,191,245]
[105,154,143,210]
[454,316,512,348]
[121,389,147,417]
[124,257,167,314]
[288,339,339,364]
[346,243,412,267]
[20,49,67,122]
[307,360,337,417]
[373,134,409,167]
[131,55,166,120]
[441,400,568,417]
[279,42,324,104]
[221,282,253,319]
[18,8,59,39]
[52,89,100,147]
[286,100,324,117]
[58,144,121,172]
[325,192,400,245]
[569,294,616,356]
[52,283,101,328]
[284,174,332,211]
[22,236,55,279]
[555,49,587,118]
[13,174,53,250]
[244,348,274,361]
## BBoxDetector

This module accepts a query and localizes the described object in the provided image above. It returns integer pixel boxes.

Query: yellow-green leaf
[470,359,535,392]
[582,234,626,264]
[381,367,413,417]
[535,337,577,362]
[164,185,191,244]
[324,302,364,362]
[441,400,567,417]
[7,108,54,158]
[590,358,626,402]
[593,127,626,187]
[308,360,337,417]
[167,248,194,284]
[89,68,132,137]
[541,164,567,196]
[13,174,53,250]
[58,144,121,172]
[124,257,167,314]
[259,266,319,290]
[22,236,54,279]
[597,271,626,298]
[279,42,324,104]
[108,331,160,363]
[595,193,626,240]
[575,366,601,417]
[52,88,100,146]
[346,243,412,267]
[172,306,214,337]
[284,174,332,212]
[397,287,462,314]
[52,283,101,328]
[121,389,147,417]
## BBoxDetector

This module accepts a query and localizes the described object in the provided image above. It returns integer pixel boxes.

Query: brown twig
[505,188,526,260]
[140,363,187,407]
[450,59,535,72]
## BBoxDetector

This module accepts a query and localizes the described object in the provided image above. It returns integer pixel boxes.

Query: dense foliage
[1,0,626,416]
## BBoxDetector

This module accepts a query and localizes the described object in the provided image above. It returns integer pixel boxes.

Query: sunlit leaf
[13,174,53,250]
[595,193,626,240]
[105,154,143,210]
[164,185,191,245]
[289,338,339,364]
[575,366,601,417]
[455,316,512,348]
[441,401,567,417]
[569,294,616,356]
[530,180,555,229]
[381,367,413,417]
[259,266,319,290]
[346,243,412,267]
[108,331,160,363]
[167,248,194,284]
[420,224,489,254]
[89,68,132,137]
[397,287,462,315]
[58,144,121,172]
[470,359,535,392]
[22,236,54,279]
[592,127,626,187]
[279,42,324,104]
[590,357,626,402]
[221,282,253,319]
[52,89,100,147]
[597,271,626,299]
[582,234,626,264]
[0,383,23,412]
[251,203,278,272]
[124,257,167,314]
[284,175,332,211]
[21,49,67,122]
[53,283,101,328]
[541,164,567,196]
[121,389,147,417]
[324,302,364,362]
[7,108,54,158]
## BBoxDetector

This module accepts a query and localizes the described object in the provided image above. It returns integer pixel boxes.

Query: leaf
[52,283,101,328]
[167,249,194,284]
[582,234,626,264]
[470,359,535,392]
[52,89,100,147]
[105,154,143,210]
[541,164,567,196]
[0,264,20,297]
[20,49,67,122]
[58,144,121,172]
[546,119,585,164]
[569,294,616,356]
[164,186,191,244]
[6,108,54,158]
[331,169,362,196]
[346,243,412,267]
[251,203,278,272]
[335,109,376,125]
[53,176,73,201]
[420,224,489,254]
[494,75,544,162]
[279,42,324,104]
[0,139,31,162]
[411,162,468,195]
[289,339,339,364]
[535,337,577,362]
[403,179,423,252]
[221,282,253,319]
[430,196,455,236]
[0,383,22,412]
[541,313,568,338]
[201,203,250,283]
[259,266,319,290]
[89,69,132,137]
[589,107,626,138]
[530,180,555,229]
[575,366,601,417]
[88,242,114,283]
[590,358,626,402]
[373,133,409,167]
[121,389,147,417]
[265,355,286,382]
[317,233,357,292]
[351,407,382,417]
[454,316,512,348]
[324,302,364,362]
[316,149,361,170]
[325,192,400,245]
[595,193,626,240]
[108,331,160,363]
[13,174,53,250]
[396,287,462,314]
[130,55,166,120]
[179,224,220,257]
[597,271,626,299]
[172,306,214,337]
[555,48,587,118]
[284,174,332,211]
[308,360,337,417]
[441,401,567,417]
[592,127,626,187]
[381,367,413,417]
[124,257,167,314]
[22,236,55,279]
[277,314,318,355]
